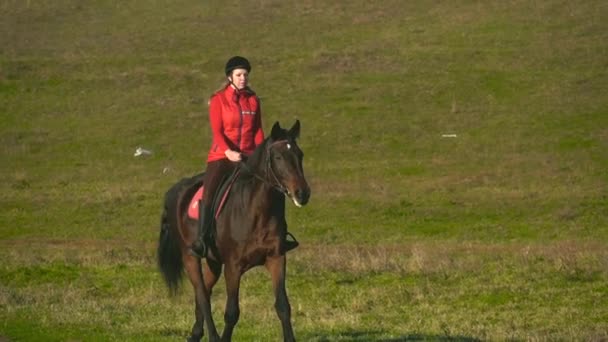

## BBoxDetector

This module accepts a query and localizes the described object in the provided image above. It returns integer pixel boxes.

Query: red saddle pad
[187,186,205,219]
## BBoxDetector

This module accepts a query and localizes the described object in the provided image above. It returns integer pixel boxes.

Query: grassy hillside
[1,0,607,340]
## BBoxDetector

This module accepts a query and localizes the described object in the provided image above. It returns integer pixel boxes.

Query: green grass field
[1,0,607,341]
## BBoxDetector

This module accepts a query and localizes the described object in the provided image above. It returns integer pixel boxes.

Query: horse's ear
[288,120,300,139]
[270,121,282,140]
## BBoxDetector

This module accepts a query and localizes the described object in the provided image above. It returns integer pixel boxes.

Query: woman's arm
[209,95,231,153]
[254,98,264,146]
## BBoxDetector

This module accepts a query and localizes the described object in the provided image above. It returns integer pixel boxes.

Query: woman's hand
[225,149,242,162]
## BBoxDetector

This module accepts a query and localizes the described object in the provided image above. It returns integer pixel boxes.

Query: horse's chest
[242,237,280,266]
[219,214,285,269]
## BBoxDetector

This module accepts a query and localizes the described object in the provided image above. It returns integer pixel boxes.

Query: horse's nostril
[296,188,310,204]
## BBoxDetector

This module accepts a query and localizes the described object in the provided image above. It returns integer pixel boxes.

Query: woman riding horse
[190,56,298,258]
[158,120,310,341]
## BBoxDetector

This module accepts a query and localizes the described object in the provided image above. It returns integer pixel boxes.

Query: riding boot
[189,200,210,258]
[284,231,299,252]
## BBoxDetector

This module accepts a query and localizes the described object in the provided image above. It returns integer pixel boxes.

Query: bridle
[239,140,293,196]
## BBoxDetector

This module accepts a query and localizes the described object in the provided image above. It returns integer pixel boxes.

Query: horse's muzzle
[294,186,310,207]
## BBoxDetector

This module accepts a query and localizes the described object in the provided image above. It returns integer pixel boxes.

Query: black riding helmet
[225,56,251,76]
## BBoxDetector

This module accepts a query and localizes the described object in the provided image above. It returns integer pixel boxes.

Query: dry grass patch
[290,240,608,278]
[1,239,607,340]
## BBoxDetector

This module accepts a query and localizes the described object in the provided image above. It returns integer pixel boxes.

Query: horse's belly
[240,242,280,270]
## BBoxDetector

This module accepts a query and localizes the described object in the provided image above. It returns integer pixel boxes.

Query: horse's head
[266,120,311,207]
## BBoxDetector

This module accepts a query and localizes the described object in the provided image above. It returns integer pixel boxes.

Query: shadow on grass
[303,330,481,342]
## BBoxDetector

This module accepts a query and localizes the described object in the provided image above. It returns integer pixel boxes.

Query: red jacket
[206,85,264,162]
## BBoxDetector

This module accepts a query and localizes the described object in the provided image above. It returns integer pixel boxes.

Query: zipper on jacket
[236,95,243,150]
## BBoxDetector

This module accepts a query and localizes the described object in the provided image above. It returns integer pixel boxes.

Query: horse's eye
[274,155,283,160]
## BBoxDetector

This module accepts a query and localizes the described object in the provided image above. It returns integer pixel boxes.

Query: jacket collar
[224,84,255,100]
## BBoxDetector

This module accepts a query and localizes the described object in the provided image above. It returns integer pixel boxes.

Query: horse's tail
[157,189,184,295]
[157,173,205,295]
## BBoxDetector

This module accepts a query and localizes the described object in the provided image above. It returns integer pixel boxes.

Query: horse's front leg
[183,254,220,342]
[266,255,295,342]
[221,262,242,341]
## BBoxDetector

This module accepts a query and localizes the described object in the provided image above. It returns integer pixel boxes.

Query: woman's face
[229,68,249,90]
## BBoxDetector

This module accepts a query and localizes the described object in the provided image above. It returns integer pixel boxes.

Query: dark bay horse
[158,121,310,342]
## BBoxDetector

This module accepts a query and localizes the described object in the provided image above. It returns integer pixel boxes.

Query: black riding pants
[202,158,238,207]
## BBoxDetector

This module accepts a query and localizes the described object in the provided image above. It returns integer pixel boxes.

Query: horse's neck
[241,146,285,214]
[249,181,285,213]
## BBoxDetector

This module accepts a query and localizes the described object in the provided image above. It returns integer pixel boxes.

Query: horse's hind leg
[183,254,220,342]
[266,255,295,342]
[221,263,243,342]
[203,259,222,295]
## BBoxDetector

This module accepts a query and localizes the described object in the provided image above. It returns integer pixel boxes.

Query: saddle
[187,167,241,221]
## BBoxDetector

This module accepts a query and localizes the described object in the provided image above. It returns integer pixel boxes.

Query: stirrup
[284,232,299,252]
[189,239,207,259]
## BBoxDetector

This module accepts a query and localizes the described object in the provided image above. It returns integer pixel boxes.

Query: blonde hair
[213,80,231,95]
[207,80,230,106]
[207,76,255,105]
